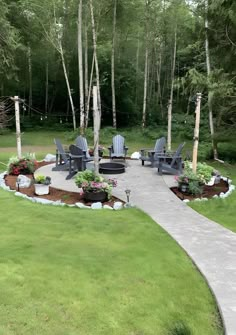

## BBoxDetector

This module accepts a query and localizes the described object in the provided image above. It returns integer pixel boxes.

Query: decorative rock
[113,201,123,210]
[131,151,141,159]
[91,202,102,209]
[32,198,55,205]
[183,199,190,203]
[206,177,215,186]
[15,191,28,198]
[213,195,219,199]
[43,154,56,162]
[16,174,31,188]
[75,202,90,209]
[103,204,113,210]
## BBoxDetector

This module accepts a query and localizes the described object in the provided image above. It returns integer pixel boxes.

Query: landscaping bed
[4,161,123,207]
[171,179,229,201]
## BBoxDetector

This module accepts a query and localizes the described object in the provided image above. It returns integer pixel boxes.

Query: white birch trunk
[84,19,89,126]
[93,86,100,175]
[192,93,202,173]
[78,0,85,133]
[14,96,22,159]
[142,2,149,130]
[111,0,117,128]
[28,45,32,116]
[142,44,148,129]
[85,53,95,128]
[157,51,163,118]
[205,0,218,159]
[135,32,140,109]
[89,0,101,120]
[59,41,77,130]
[167,29,177,151]
[45,61,48,115]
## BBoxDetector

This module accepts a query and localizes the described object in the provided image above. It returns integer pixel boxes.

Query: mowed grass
[0,190,223,335]
[189,161,236,233]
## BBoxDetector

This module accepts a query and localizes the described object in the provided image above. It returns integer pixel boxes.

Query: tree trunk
[93,85,100,175]
[135,32,140,110]
[84,18,89,128]
[156,51,163,118]
[142,1,149,129]
[89,0,101,121]
[167,28,177,151]
[205,0,218,160]
[192,93,202,173]
[45,61,48,115]
[59,41,77,130]
[78,0,85,134]
[142,44,148,129]
[85,53,95,128]
[28,45,32,116]
[111,0,117,128]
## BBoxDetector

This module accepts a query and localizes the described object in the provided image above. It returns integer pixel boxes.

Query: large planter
[83,190,107,202]
[34,184,50,195]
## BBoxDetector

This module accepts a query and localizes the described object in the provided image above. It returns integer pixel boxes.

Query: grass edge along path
[0,189,223,335]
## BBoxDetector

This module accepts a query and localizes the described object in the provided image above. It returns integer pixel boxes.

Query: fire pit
[99,162,125,174]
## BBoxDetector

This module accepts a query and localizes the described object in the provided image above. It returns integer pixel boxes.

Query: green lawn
[189,161,236,233]
[0,189,223,335]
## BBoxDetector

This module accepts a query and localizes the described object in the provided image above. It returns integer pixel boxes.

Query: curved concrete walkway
[38,159,236,335]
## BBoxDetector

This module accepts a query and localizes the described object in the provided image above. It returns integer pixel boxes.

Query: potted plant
[34,175,51,195]
[75,169,117,202]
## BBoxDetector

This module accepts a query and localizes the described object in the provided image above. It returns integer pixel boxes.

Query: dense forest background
[0,0,236,154]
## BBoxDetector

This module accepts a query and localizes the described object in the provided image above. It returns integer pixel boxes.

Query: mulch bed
[170,179,229,201]
[4,161,123,207]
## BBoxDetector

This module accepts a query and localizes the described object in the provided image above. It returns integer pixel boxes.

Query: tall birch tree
[111,0,117,128]
[89,0,102,119]
[78,0,85,133]
[205,0,218,160]
[167,28,176,151]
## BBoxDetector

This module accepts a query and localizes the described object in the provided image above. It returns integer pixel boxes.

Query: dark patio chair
[75,136,91,160]
[140,137,166,167]
[75,135,103,162]
[108,134,128,160]
[156,142,185,175]
[65,144,85,180]
[52,138,71,171]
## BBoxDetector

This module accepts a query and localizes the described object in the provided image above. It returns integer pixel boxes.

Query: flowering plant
[75,169,117,199]
[7,154,37,175]
[34,175,51,185]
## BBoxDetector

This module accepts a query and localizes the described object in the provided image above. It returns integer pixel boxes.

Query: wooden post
[14,96,22,159]
[192,93,202,173]
[93,86,100,175]
[167,99,172,151]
